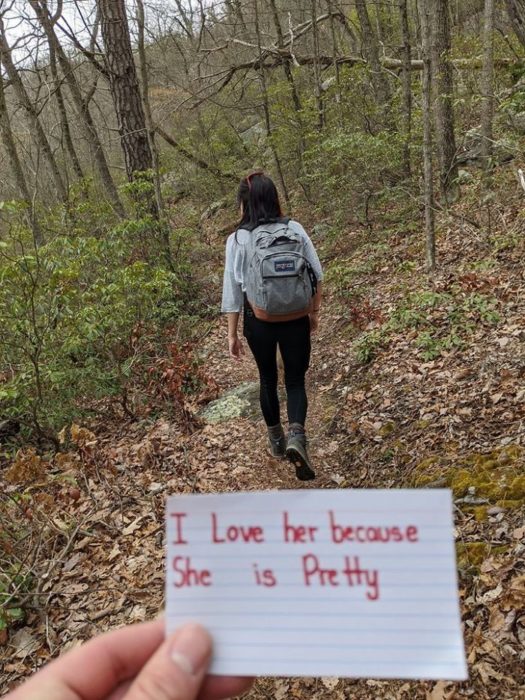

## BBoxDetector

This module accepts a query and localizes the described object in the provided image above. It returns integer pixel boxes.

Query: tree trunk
[327,0,343,113]
[225,0,247,32]
[29,0,125,217]
[418,0,436,270]
[399,0,413,177]
[97,0,154,183]
[47,39,84,180]
[355,0,392,106]
[376,0,393,48]
[253,0,290,209]
[0,77,43,245]
[310,0,325,129]
[505,0,525,48]
[0,18,68,203]
[136,0,164,215]
[136,0,175,270]
[481,0,495,169]
[268,0,303,115]
[430,0,458,201]
[155,126,236,182]
[268,0,306,162]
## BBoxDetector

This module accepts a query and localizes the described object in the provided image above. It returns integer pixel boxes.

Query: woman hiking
[221,171,323,480]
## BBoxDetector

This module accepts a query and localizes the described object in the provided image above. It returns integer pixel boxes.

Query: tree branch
[154,125,237,181]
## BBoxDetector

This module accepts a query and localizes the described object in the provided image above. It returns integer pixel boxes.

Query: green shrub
[303,128,406,225]
[351,288,501,365]
[0,210,195,442]
[354,329,384,364]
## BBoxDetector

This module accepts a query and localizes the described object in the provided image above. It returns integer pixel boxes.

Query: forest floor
[1,174,525,699]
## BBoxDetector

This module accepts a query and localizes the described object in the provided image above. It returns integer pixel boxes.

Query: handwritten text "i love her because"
[169,511,420,601]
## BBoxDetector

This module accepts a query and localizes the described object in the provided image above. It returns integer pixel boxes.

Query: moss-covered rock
[412,445,525,510]
[456,542,510,571]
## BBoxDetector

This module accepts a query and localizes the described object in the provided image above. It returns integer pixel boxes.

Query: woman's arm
[221,236,243,314]
[227,312,240,338]
[222,235,244,359]
[227,312,244,360]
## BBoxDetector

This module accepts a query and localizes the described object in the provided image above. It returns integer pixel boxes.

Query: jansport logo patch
[274,260,295,273]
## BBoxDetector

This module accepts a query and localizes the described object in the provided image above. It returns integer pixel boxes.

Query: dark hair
[237,171,283,231]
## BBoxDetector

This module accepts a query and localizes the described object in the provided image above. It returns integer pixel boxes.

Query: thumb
[125,623,212,700]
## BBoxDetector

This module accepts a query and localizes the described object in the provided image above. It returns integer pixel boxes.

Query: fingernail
[169,624,212,676]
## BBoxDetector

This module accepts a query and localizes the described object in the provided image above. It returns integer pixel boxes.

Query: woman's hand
[309,312,320,334]
[228,335,244,360]
[7,619,253,700]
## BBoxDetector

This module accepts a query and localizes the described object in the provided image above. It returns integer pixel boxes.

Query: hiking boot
[286,426,315,481]
[267,424,286,458]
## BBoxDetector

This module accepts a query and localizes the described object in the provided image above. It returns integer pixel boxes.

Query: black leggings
[243,307,311,427]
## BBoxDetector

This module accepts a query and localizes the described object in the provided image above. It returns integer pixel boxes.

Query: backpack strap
[254,220,297,249]
[243,216,291,232]
[306,260,318,296]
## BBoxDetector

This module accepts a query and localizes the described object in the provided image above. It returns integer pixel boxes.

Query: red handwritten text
[253,564,277,587]
[170,512,188,545]
[302,553,380,600]
[211,513,265,543]
[329,511,419,544]
[172,556,212,588]
[282,511,318,543]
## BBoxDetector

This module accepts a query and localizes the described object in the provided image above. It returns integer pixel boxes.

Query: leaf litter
[1,189,525,698]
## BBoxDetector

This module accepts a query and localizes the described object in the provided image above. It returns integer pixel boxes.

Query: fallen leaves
[2,193,525,700]
[426,680,453,700]
[9,629,39,660]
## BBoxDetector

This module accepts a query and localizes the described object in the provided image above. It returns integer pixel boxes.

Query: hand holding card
[166,489,467,681]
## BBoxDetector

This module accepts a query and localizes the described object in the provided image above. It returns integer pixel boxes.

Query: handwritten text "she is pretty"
[169,511,421,601]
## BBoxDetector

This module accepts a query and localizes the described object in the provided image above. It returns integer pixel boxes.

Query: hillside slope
[1,172,524,699]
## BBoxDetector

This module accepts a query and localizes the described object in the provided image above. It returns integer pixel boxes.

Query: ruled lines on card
[165,489,468,680]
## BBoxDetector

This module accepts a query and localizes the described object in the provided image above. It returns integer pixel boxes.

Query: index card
[165,489,467,680]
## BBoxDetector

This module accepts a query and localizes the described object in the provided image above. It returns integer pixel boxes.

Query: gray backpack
[244,221,316,319]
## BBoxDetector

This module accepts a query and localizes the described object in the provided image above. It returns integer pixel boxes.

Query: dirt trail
[197,318,343,491]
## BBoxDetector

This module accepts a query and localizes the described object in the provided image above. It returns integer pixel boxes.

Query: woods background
[1,1,524,699]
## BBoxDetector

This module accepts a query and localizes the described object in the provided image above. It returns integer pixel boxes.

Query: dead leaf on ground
[10,629,40,659]
[426,680,454,700]
[320,677,340,690]
[273,680,289,700]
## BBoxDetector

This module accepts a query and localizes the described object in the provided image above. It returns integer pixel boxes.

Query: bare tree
[29,0,125,217]
[225,0,247,32]
[505,0,525,48]
[481,0,495,169]
[97,0,155,185]
[430,0,458,201]
[0,15,67,203]
[267,0,307,167]
[327,0,343,114]
[0,75,42,244]
[418,0,436,270]
[37,3,84,181]
[253,0,290,208]
[136,0,164,215]
[399,0,412,177]
[355,0,392,107]
[310,0,325,128]
[268,0,303,115]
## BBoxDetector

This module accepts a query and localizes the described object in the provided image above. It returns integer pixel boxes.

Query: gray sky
[2,0,99,65]
[1,1,224,68]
